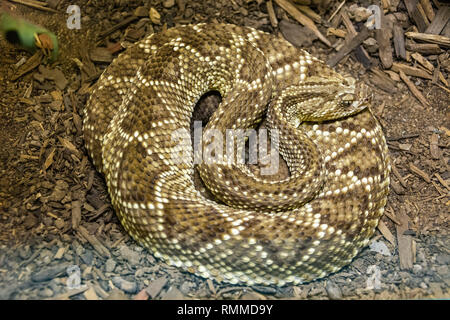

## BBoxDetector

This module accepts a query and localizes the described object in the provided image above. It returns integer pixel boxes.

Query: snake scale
[84,24,390,286]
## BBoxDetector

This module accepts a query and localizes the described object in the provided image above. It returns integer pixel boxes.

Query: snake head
[337,76,372,114]
[281,74,372,123]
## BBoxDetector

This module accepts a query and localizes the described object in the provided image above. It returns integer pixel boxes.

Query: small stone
[43,217,53,227]
[420,282,428,289]
[436,265,448,277]
[48,278,63,294]
[38,287,54,298]
[105,258,116,273]
[161,287,185,300]
[436,253,450,265]
[112,276,138,294]
[412,264,423,274]
[134,6,148,17]
[348,5,371,22]
[18,245,31,260]
[369,240,391,256]
[23,214,37,229]
[54,219,65,230]
[80,250,94,266]
[184,8,194,18]
[417,250,427,263]
[134,268,145,278]
[180,281,196,294]
[429,283,444,297]
[163,0,175,8]
[106,288,129,300]
[31,263,70,282]
[118,245,141,265]
[81,15,90,24]
[325,281,343,300]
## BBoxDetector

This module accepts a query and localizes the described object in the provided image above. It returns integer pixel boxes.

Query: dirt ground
[0,0,448,300]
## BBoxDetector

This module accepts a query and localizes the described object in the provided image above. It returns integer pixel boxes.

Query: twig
[386,133,420,141]
[98,15,139,39]
[434,82,450,93]
[8,0,58,13]
[398,70,431,108]
[328,0,346,23]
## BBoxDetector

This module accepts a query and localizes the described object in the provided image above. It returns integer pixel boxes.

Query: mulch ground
[0,0,448,300]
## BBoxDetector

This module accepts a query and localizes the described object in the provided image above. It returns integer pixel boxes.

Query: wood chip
[54,246,66,260]
[416,3,431,28]
[43,147,55,171]
[273,0,330,47]
[370,68,397,93]
[296,5,321,24]
[77,225,111,258]
[266,0,278,28]
[396,209,414,270]
[420,0,435,22]
[425,6,450,35]
[391,163,408,188]
[149,7,161,24]
[405,41,442,54]
[71,200,81,229]
[392,62,432,79]
[405,31,450,47]
[90,47,113,63]
[376,14,393,69]
[409,163,431,183]
[384,70,401,81]
[391,180,406,194]
[327,25,370,67]
[207,279,216,295]
[429,133,441,159]
[12,51,43,81]
[58,136,81,157]
[411,52,434,72]
[404,0,428,32]
[83,286,99,300]
[434,173,450,191]
[145,277,168,299]
[378,220,396,246]
[133,289,149,300]
[393,24,407,59]
[398,70,431,108]
[327,27,347,38]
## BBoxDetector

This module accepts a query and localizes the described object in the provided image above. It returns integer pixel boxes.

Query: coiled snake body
[84,24,390,286]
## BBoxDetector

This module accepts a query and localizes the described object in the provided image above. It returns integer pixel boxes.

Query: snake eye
[341,93,354,105]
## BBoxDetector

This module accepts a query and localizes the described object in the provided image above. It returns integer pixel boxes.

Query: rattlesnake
[84,24,390,286]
